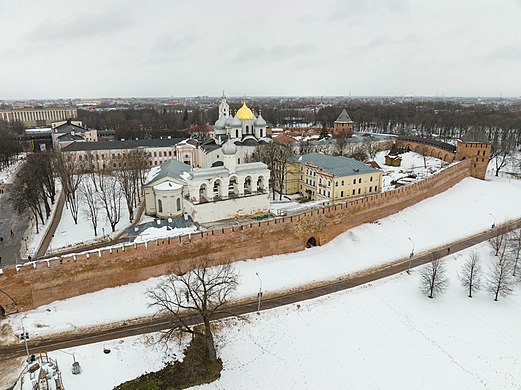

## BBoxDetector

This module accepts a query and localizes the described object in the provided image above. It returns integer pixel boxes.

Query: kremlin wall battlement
[0,156,472,314]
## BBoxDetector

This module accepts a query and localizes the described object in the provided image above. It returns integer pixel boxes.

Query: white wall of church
[184,193,270,223]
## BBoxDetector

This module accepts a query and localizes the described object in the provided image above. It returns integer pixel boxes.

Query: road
[35,191,65,258]
[0,181,31,267]
[1,217,520,361]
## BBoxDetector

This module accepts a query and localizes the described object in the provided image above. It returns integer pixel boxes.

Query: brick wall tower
[332,109,354,137]
[455,126,491,180]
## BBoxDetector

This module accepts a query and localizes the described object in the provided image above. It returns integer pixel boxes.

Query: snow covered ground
[269,192,328,215]
[5,176,521,339]
[28,242,521,390]
[134,225,198,243]
[47,177,131,252]
[0,154,25,184]
[375,150,447,190]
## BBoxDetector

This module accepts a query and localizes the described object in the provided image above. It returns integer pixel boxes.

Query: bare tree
[489,228,508,257]
[116,149,149,222]
[417,143,430,169]
[273,144,294,200]
[458,251,482,298]
[79,177,101,236]
[333,129,349,156]
[99,175,122,232]
[252,142,279,200]
[487,258,514,301]
[419,255,449,298]
[11,164,46,234]
[53,151,83,224]
[509,229,521,277]
[146,258,238,362]
[490,128,515,177]
[366,140,381,161]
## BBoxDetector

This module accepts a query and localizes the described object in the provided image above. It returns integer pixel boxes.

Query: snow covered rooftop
[144,160,192,186]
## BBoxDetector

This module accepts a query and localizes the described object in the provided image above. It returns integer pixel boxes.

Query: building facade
[144,139,270,223]
[197,93,271,168]
[0,107,77,127]
[279,153,383,202]
[61,138,193,171]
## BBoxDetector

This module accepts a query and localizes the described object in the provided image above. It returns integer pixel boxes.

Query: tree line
[11,149,149,240]
[0,122,22,170]
[420,228,521,301]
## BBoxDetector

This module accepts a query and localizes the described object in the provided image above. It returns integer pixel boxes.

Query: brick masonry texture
[0,144,473,314]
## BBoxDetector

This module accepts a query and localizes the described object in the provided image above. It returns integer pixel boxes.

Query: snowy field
[5,176,521,339]
[28,242,521,390]
[375,150,446,190]
[47,177,131,252]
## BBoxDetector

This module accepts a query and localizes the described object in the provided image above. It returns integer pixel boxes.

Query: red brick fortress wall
[0,159,472,314]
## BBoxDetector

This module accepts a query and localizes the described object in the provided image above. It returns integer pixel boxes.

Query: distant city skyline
[1,0,520,99]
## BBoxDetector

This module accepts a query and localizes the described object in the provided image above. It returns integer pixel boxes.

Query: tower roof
[335,109,353,123]
[461,126,489,143]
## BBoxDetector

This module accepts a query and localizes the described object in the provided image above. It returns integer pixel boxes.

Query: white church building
[144,138,270,223]
[198,93,271,168]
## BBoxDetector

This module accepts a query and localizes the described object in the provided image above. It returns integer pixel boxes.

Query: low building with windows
[279,153,383,201]
[61,137,199,170]
[143,139,270,223]
[51,120,98,149]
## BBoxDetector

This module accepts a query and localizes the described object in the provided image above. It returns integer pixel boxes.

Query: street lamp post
[489,213,496,229]
[255,272,263,313]
[20,319,30,362]
[406,237,415,275]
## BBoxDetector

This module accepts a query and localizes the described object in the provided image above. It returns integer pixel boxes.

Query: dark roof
[461,126,489,143]
[335,109,353,123]
[54,122,90,134]
[58,133,85,141]
[62,138,184,152]
[397,136,456,153]
[145,159,192,186]
[297,153,379,177]
[199,139,221,153]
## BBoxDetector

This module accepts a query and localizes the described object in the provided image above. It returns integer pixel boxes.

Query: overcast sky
[1,0,520,99]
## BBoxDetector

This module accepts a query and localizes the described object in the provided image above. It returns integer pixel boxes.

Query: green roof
[145,159,192,185]
[297,153,379,177]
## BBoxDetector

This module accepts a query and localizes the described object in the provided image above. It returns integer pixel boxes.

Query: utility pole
[20,319,31,362]
[256,272,263,313]
[406,237,415,275]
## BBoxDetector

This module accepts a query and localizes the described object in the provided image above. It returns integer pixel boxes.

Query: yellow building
[280,153,383,201]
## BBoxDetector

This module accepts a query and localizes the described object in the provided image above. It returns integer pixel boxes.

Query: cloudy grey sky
[1,0,520,98]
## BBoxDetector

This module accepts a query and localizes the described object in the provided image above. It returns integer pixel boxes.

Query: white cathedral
[198,93,271,168]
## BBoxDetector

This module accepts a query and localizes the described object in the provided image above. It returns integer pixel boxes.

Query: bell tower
[219,91,230,118]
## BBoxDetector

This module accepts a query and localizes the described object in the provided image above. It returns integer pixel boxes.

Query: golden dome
[236,100,254,120]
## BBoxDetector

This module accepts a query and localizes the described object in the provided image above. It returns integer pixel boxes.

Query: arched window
[158,199,163,213]
[176,198,181,211]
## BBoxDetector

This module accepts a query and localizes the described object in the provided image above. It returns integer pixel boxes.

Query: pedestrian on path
[447,247,451,254]
[10,229,14,236]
